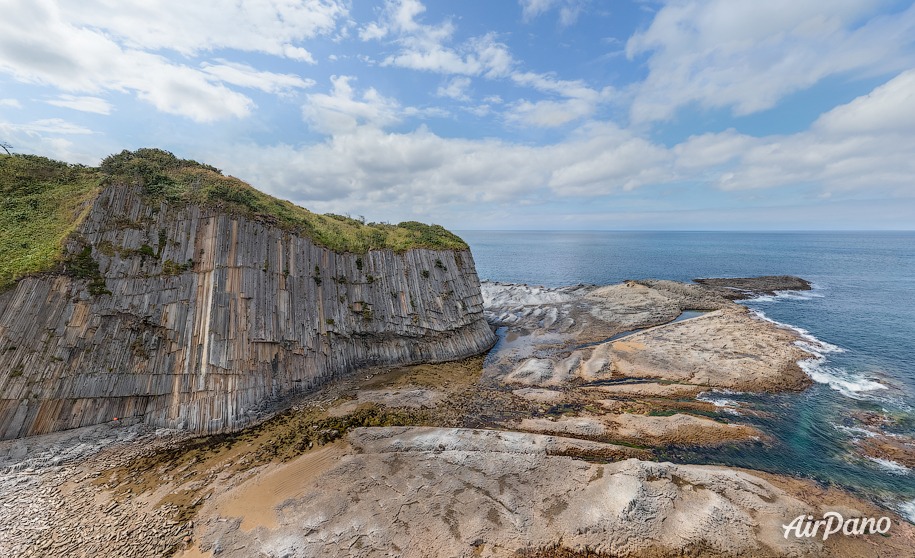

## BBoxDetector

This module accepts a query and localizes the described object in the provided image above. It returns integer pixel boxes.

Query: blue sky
[1,0,915,230]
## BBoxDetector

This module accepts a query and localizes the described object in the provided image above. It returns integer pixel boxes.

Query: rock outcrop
[694,275,812,298]
[0,183,495,439]
[482,281,812,391]
[191,426,914,558]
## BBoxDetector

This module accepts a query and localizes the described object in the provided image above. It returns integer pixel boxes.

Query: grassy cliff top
[0,154,102,290]
[0,149,467,290]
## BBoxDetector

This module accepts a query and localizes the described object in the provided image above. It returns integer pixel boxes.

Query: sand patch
[210,441,348,531]
[176,543,212,558]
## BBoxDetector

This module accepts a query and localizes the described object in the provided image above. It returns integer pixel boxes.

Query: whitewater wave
[897,499,915,524]
[799,360,888,399]
[748,308,845,354]
[697,392,742,414]
[749,308,889,400]
[866,456,910,475]
[833,424,878,439]
[743,286,826,303]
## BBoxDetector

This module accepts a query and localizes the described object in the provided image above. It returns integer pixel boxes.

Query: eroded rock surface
[694,276,812,298]
[483,281,813,392]
[190,427,912,558]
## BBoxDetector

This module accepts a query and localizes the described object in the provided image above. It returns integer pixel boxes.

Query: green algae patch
[99,148,468,253]
[0,154,101,290]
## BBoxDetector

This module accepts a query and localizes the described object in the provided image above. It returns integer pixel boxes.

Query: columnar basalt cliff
[0,162,494,440]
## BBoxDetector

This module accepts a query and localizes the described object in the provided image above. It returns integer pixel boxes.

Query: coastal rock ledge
[0,183,495,439]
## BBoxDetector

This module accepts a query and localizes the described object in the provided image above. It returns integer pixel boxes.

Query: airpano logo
[783,512,892,540]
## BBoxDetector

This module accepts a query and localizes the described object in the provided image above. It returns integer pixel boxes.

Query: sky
[1,0,915,230]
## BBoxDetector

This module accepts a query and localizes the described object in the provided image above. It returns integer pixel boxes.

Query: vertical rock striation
[0,184,495,439]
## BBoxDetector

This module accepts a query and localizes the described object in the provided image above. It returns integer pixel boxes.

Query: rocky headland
[0,150,494,440]
[3,270,914,557]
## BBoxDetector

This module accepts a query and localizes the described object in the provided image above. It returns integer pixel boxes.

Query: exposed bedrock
[0,184,495,439]
[694,275,812,298]
[194,426,915,558]
[482,280,813,391]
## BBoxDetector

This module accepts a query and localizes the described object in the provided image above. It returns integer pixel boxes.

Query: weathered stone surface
[483,281,812,391]
[188,426,869,558]
[609,306,812,391]
[694,275,812,298]
[0,184,495,439]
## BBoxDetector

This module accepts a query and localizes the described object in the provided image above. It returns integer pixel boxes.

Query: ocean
[459,230,915,519]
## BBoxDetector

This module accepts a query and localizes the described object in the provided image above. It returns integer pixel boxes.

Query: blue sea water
[459,231,915,518]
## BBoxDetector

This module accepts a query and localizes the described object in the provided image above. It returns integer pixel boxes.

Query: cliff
[0,151,495,439]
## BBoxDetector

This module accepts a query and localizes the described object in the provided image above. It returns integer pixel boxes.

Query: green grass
[99,148,468,253]
[0,154,101,290]
[0,149,468,290]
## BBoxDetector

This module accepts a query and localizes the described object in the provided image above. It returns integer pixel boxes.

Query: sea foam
[898,499,915,524]
[747,308,888,400]
[866,456,910,475]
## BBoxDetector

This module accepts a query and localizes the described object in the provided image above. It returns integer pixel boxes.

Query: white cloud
[303,76,404,134]
[671,71,915,195]
[57,0,347,63]
[0,118,104,164]
[814,69,915,134]
[11,118,94,135]
[436,77,472,100]
[46,95,113,115]
[361,1,515,78]
[261,70,915,222]
[507,72,615,127]
[519,0,585,27]
[627,0,915,122]
[200,62,315,95]
[210,113,679,226]
[0,0,347,122]
[0,99,22,108]
[359,22,389,41]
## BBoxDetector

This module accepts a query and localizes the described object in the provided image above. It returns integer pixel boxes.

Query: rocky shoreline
[2,276,913,557]
[694,275,813,298]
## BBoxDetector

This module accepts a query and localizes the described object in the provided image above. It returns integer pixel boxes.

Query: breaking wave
[748,308,888,400]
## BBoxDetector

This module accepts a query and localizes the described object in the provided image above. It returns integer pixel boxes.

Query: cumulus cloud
[303,76,405,134]
[0,99,22,108]
[0,0,346,121]
[361,0,514,78]
[243,69,915,224]
[436,77,472,100]
[627,0,915,122]
[56,0,346,63]
[211,108,678,225]
[507,72,615,127]
[671,70,915,195]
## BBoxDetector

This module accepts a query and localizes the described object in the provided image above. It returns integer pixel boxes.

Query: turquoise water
[459,231,915,518]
